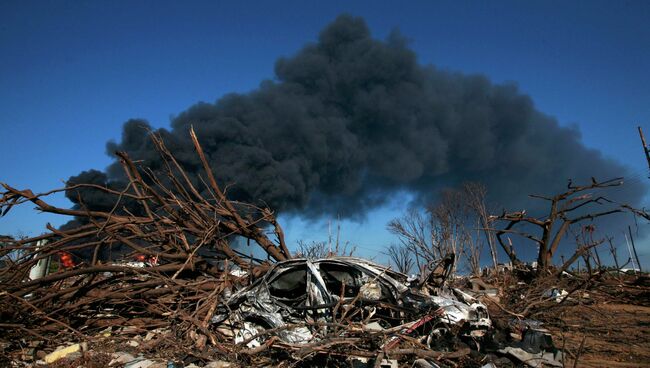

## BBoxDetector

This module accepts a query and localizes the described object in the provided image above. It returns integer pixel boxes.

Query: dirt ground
[549,302,650,367]
[529,276,650,367]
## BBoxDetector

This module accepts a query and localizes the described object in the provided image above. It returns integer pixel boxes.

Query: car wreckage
[212,255,492,349]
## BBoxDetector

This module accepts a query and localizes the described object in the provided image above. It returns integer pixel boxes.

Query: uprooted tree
[491,177,630,273]
[0,128,291,349]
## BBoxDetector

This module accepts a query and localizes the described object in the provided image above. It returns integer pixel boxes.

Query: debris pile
[1,130,646,367]
[0,129,290,365]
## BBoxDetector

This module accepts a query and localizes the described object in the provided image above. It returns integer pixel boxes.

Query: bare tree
[606,236,620,270]
[293,217,358,259]
[293,221,357,259]
[387,207,431,271]
[294,240,329,259]
[556,225,606,276]
[491,177,625,272]
[387,182,491,276]
[387,206,460,272]
[463,217,484,276]
[430,188,466,262]
[462,183,498,269]
[386,243,414,274]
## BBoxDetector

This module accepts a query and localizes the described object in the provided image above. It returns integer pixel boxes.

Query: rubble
[1,129,648,367]
[0,128,290,362]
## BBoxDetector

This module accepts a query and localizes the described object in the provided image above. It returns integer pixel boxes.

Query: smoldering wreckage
[0,130,644,367]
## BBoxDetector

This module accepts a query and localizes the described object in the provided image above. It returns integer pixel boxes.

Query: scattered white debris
[109,352,136,366]
[43,342,88,364]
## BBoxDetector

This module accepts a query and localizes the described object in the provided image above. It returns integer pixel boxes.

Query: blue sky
[1,1,649,265]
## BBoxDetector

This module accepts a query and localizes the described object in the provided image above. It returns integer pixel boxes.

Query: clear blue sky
[1,1,649,265]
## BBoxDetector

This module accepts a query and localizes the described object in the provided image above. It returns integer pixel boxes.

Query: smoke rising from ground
[67,15,645,221]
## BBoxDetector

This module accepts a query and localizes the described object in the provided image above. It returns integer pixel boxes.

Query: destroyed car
[212,256,491,347]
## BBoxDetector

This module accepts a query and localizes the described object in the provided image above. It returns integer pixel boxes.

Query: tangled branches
[0,128,290,355]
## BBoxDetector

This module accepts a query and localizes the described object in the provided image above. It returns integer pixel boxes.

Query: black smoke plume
[67,15,645,223]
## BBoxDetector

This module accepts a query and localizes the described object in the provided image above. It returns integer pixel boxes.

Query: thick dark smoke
[67,15,645,222]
